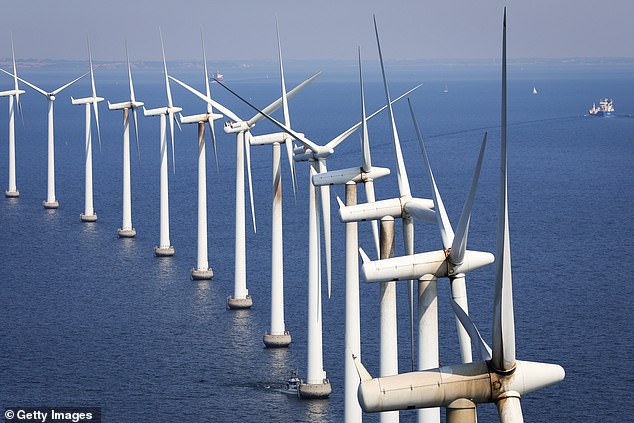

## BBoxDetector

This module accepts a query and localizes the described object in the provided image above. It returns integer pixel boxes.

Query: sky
[1,0,633,62]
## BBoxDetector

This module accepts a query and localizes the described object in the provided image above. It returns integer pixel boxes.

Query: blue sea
[1,60,633,422]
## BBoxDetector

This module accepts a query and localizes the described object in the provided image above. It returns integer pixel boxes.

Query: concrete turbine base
[227,295,253,310]
[42,200,59,209]
[298,380,332,399]
[117,228,137,238]
[80,213,98,222]
[263,331,292,348]
[154,246,175,257]
[5,190,19,198]
[191,268,214,280]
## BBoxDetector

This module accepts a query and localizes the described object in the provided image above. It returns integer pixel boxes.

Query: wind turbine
[246,19,299,347]
[143,31,182,257]
[108,44,144,237]
[311,47,390,421]
[71,42,103,222]
[0,36,25,198]
[178,35,223,280]
[354,10,565,422]
[169,71,320,309]
[1,68,87,209]
[214,75,421,400]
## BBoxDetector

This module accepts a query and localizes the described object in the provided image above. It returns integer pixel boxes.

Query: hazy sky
[2,0,633,62]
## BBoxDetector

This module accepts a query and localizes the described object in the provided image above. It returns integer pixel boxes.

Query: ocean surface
[1,62,633,422]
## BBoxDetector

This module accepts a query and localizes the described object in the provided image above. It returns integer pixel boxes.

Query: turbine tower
[169,71,320,309]
[354,10,565,423]
[246,18,299,348]
[0,36,25,198]
[1,69,87,209]
[178,35,223,280]
[312,47,390,421]
[143,32,181,257]
[71,42,103,222]
[108,45,144,238]
[215,76,421,400]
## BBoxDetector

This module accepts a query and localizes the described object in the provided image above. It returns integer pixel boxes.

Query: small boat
[211,72,224,83]
[532,86,538,95]
[277,370,301,396]
[443,84,449,93]
[589,98,615,117]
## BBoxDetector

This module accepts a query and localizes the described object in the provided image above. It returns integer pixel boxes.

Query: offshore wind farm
[2,3,634,423]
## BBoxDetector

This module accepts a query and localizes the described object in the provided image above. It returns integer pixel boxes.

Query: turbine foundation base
[191,268,214,280]
[227,295,252,310]
[154,246,175,257]
[117,228,137,238]
[5,190,19,198]
[80,213,98,222]
[263,331,292,348]
[298,380,332,399]
[42,200,59,209]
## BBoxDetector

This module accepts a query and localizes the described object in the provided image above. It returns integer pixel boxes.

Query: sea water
[1,62,633,422]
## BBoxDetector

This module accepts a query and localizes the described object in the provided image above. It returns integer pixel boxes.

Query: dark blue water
[1,65,633,422]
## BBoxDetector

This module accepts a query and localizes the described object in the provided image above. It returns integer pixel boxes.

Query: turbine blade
[88,41,97,98]
[0,68,46,96]
[169,111,176,174]
[126,42,137,103]
[492,7,516,373]
[247,71,321,127]
[364,180,381,259]
[325,84,422,152]
[496,395,524,423]
[160,30,174,108]
[352,355,373,382]
[93,101,102,151]
[451,132,488,264]
[284,137,297,198]
[358,247,371,264]
[409,99,454,250]
[374,15,411,198]
[52,72,89,95]
[208,118,219,173]
[245,131,257,233]
[318,159,332,298]
[11,35,22,119]
[358,47,371,172]
[169,75,242,122]
[276,17,291,127]
[132,107,141,164]
[214,79,324,153]
[450,298,492,362]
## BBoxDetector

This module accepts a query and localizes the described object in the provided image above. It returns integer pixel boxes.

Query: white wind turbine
[71,42,103,222]
[311,47,390,421]
[215,76,421,399]
[1,68,87,209]
[246,19,299,347]
[108,45,144,237]
[178,35,223,280]
[169,71,320,309]
[354,10,565,422]
[144,32,182,257]
[0,36,25,198]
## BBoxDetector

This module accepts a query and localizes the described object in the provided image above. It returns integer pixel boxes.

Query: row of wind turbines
[0,9,564,423]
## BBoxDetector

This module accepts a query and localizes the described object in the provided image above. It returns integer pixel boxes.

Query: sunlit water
[1,63,633,422]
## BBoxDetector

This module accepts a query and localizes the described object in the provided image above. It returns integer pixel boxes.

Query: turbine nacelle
[180,112,223,125]
[355,359,565,413]
[360,249,494,282]
[0,89,25,97]
[71,96,104,105]
[293,147,334,161]
[143,106,182,117]
[249,131,303,146]
[107,100,145,111]
[312,166,390,186]
[337,196,435,223]
[224,120,250,133]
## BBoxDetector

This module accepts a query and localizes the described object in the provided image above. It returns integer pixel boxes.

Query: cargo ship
[589,98,615,117]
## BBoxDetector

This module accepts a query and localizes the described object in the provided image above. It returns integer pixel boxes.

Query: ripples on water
[1,71,633,422]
